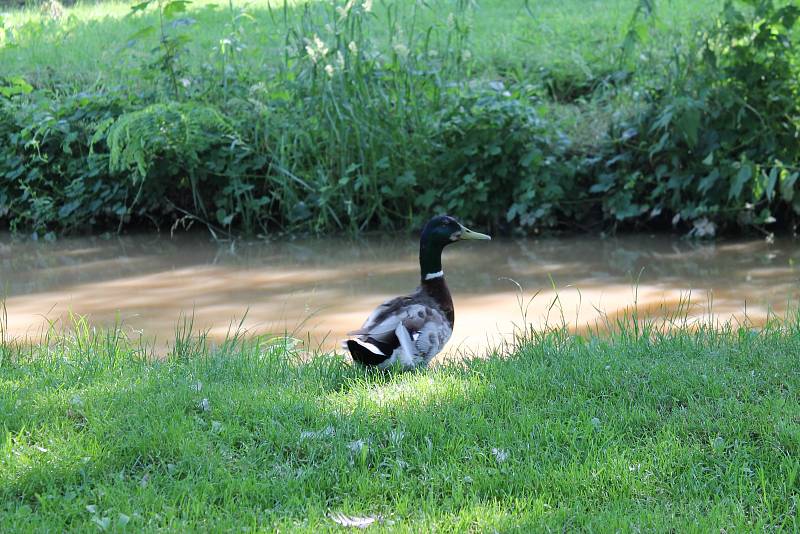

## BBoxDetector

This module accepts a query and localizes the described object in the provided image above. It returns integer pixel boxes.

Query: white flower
[362,0,372,12]
[325,64,335,77]
[305,34,329,64]
[315,35,329,55]
[305,45,317,63]
[336,0,355,18]
[348,41,358,54]
[393,43,409,59]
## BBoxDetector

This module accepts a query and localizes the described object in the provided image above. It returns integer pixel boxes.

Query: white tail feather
[351,338,385,356]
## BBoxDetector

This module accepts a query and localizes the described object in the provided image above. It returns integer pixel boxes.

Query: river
[1,232,797,357]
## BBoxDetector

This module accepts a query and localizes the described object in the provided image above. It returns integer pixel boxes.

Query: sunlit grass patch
[1,307,799,530]
[0,0,725,84]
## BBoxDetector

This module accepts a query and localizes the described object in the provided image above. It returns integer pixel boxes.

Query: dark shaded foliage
[595,0,800,235]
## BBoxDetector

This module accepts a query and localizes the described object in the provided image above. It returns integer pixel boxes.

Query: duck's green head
[419,215,491,280]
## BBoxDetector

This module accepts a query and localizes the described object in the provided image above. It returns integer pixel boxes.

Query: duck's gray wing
[348,295,448,364]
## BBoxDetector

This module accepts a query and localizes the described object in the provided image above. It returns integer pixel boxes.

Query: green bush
[424,87,578,231]
[0,88,133,235]
[599,0,800,235]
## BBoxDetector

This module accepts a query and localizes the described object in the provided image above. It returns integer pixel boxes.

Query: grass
[1,0,725,86]
[1,311,799,531]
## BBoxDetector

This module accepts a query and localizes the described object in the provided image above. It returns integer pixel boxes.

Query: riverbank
[2,0,798,238]
[2,314,798,531]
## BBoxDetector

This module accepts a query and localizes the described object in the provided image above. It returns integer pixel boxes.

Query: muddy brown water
[1,232,798,357]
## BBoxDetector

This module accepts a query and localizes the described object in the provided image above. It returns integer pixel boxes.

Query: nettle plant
[0,89,133,236]
[604,0,800,235]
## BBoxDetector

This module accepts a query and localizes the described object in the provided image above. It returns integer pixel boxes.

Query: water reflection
[1,232,798,355]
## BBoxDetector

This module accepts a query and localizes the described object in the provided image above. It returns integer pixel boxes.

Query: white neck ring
[424,270,444,280]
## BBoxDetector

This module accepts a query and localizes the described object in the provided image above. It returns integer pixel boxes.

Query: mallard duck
[345,215,491,370]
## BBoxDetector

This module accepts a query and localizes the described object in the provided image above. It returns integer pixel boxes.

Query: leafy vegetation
[2,308,799,530]
[601,0,800,235]
[0,0,798,237]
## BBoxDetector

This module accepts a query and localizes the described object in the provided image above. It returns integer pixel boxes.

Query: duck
[345,215,491,370]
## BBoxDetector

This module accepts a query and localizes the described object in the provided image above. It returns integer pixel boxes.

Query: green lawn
[1,0,724,85]
[2,317,798,531]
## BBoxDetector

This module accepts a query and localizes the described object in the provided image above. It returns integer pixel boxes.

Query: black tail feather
[346,339,392,366]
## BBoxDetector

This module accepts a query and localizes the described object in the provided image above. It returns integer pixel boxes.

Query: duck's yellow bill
[458,224,491,241]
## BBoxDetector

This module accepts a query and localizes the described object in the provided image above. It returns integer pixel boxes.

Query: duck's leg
[394,323,417,368]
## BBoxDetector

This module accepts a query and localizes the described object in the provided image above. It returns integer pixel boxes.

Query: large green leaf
[163,1,192,19]
[129,1,152,14]
[676,107,700,147]
[125,26,155,45]
[728,164,752,200]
